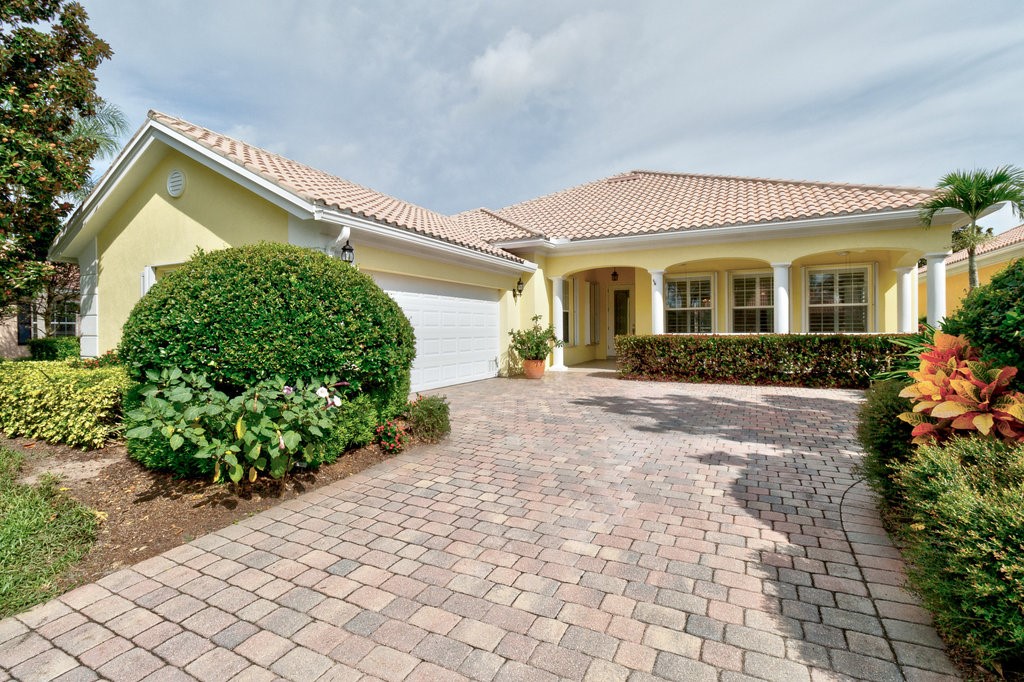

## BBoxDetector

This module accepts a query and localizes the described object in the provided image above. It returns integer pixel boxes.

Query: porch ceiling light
[340,240,355,263]
[512,277,525,301]
[611,268,619,282]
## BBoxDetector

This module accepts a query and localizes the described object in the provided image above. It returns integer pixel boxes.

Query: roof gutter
[492,207,964,255]
[316,210,537,274]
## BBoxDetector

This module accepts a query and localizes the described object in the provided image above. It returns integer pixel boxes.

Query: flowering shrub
[375,419,408,454]
[118,243,415,419]
[80,350,120,369]
[898,333,1024,445]
[124,369,370,481]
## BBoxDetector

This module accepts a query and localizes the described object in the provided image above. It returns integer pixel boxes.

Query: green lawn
[0,447,97,618]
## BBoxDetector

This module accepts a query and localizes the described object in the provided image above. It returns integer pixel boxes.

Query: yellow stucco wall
[515,223,946,339]
[96,154,290,351]
[918,257,1021,317]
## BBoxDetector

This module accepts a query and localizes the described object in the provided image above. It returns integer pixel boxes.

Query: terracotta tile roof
[944,223,1024,266]
[148,111,521,262]
[450,208,543,242]
[484,170,935,243]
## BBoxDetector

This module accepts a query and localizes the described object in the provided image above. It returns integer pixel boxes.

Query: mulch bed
[5,435,397,593]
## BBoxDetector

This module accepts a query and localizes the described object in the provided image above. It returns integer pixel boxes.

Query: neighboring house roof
[480,170,934,243]
[148,111,521,262]
[945,223,1024,266]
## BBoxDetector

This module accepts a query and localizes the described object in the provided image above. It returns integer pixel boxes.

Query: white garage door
[370,272,500,392]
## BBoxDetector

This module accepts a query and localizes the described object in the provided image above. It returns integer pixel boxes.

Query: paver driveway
[1,368,959,682]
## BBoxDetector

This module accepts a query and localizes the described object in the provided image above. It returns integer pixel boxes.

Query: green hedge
[27,337,79,361]
[0,361,131,448]
[616,334,910,388]
[897,438,1024,668]
[856,379,915,502]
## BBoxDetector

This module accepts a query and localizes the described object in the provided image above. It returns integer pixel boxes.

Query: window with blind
[731,273,773,333]
[807,267,870,332]
[666,276,713,333]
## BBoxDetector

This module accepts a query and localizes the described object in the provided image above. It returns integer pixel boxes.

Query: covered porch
[537,248,946,371]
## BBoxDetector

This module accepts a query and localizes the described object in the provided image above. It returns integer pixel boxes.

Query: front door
[607,285,633,356]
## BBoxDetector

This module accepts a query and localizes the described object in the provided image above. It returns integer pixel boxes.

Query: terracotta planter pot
[522,359,546,379]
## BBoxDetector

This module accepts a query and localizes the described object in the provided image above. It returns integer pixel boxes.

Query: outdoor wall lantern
[340,240,355,263]
[512,276,525,301]
[611,268,619,282]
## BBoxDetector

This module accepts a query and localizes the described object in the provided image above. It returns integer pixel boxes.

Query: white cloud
[77,0,1024,214]
[468,12,618,109]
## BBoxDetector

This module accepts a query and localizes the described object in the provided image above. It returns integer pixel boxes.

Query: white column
[549,276,567,370]
[771,263,791,334]
[895,267,915,333]
[925,252,949,327]
[911,267,920,326]
[650,270,665,334]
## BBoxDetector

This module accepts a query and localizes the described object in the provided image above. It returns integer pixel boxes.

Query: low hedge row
[27,337,80,361]
[616,334,910,388]
[897,438,1024,668]
[0,361,131,448]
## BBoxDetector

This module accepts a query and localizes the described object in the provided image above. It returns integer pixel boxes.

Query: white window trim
[802,263,876,333]
[665,272,717,333]
[728,270,775,333]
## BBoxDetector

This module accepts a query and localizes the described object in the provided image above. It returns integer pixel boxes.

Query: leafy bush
[124,369,377,480]
[118,243,415,420]
[943,257,1024,374]
[0,447,97,618]
[616,334,910,388]
[0,361,131,448]
[898,332,1024,445]
[405,394,450,443]
[897,437,1024,669]
[508,315,563,361]
[27,336,79,361]
[856,380,915,502]
[375,419,408,454]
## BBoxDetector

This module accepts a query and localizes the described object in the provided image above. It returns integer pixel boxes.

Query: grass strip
[0,447,97,618]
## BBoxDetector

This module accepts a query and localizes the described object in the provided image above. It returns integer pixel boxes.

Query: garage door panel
[368,272,500,392]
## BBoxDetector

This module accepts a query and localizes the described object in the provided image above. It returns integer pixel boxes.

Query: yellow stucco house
[917,223,1024,317]
[50,112,962,392]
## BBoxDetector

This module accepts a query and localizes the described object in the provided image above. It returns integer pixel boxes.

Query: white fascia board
[148,126,318,219]
[920,241,1024,281]
[493,208,961,256]
[51,122,161,260]
[317,210,537,274]
[50,119,320,260]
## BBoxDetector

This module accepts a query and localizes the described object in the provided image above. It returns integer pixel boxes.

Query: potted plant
[508,315,563,379]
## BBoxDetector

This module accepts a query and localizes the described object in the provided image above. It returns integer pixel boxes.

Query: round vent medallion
[166,169,186,198]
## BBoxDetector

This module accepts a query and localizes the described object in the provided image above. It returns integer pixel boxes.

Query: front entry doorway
[607,285,633,356]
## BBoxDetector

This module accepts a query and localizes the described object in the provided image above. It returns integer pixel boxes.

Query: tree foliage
[0,0,111,307]
[920,166,1024,290]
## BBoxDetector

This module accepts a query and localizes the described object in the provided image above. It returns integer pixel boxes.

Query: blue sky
[81,0,1024,230]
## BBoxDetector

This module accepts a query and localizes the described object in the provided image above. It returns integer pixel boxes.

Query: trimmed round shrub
[856,379,914,504]
[118,243,415,418]
[943,257,1024,374]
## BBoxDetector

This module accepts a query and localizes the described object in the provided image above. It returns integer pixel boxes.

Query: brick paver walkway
[1,369,959,681]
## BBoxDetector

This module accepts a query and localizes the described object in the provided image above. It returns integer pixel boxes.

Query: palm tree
[920,166,1024,290]
[67,99,131,200]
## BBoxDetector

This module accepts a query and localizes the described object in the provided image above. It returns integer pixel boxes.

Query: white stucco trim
[51,120,536,277]
[494,208,965,256]
[78,237,99,358]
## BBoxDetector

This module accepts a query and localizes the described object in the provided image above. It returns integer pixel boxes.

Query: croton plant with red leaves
[898,332,1024,445]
